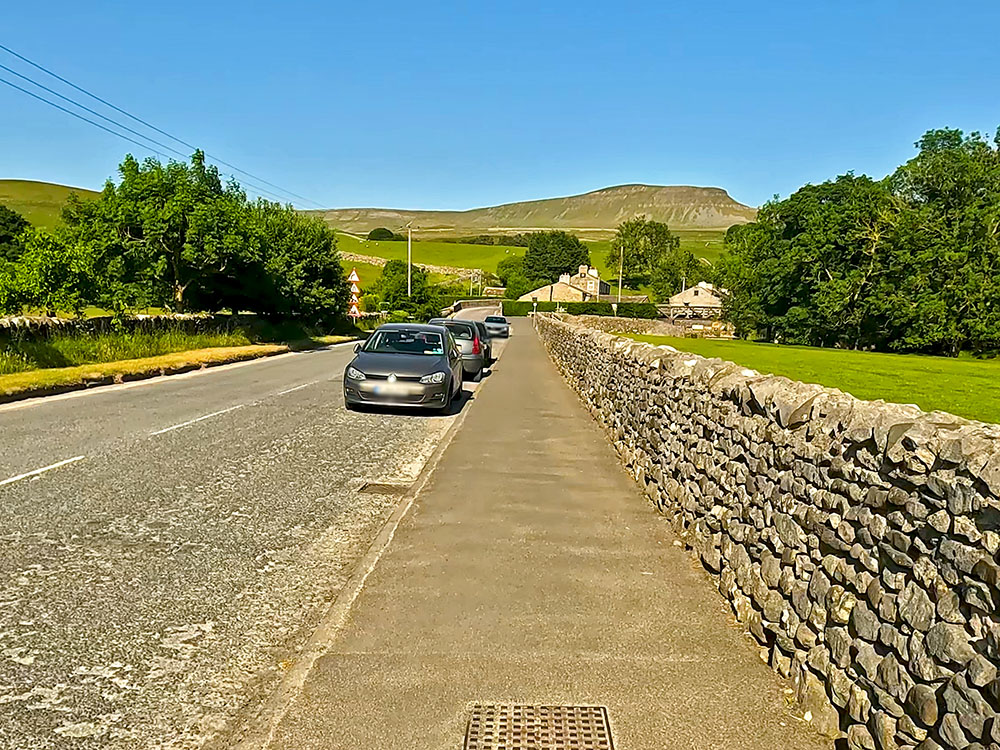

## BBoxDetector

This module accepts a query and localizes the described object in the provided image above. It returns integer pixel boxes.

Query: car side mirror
[354,343,362,353]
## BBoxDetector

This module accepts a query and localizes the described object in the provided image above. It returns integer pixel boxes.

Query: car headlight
[420,371,447,384]
[346,366,366,381]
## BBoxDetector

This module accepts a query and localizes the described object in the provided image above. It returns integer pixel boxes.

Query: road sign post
[347,268,362,319]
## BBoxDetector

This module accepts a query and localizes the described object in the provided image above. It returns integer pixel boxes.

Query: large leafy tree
[607,218,679,280]
[717,127,1000,355]
[369,259,440,318]
[1,228,95,316]
[63,151,248,312]
[0,204,29,261]
[495,255,547,299]
[521,231,590,282]
[57,151,348,324]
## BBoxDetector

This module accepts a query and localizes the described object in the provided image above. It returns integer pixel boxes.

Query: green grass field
[624,334,1000,425]
[336,232,524,272]
[0,179,100,229]
[335,230,727,301]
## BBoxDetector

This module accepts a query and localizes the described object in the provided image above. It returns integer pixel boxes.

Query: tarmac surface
[0,314,504,750]
[247,319,832,750]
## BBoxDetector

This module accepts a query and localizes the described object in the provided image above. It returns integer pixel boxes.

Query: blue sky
[2,1,998,210]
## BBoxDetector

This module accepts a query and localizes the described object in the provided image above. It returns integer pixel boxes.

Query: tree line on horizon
[718,127,1000,356]
[0,151,349,324]
[493,222,703,300]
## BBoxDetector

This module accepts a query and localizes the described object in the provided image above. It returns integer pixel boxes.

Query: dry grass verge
[0,336,353,403]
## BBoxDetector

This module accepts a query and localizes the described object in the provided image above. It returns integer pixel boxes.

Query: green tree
[368,227,396,241]
[370,259,439,317]
[521,231,589,282]
[63,151,247,312]
[6,228,94,316]
[59,151,349,324]
[607,218,680,283]
[495,255,525,286]
[0,204,29,261]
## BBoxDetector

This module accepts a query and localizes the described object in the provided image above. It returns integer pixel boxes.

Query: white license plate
[372,383,417,396]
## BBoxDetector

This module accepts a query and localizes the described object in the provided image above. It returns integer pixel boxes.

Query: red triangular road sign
[347,269,361,283]
[349,294,359,304]
[350,283,361,294]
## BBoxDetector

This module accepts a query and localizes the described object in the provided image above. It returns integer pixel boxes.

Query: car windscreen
[485,316,507,323]
[364,330,445,355]
[439,323,474,340]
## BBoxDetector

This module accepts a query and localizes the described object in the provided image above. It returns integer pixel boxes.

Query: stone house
[519,266,612,303]
[663,282,726,319]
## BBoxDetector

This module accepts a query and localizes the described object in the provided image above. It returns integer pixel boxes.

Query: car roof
[375,323,448,333]
[428,317,476,327]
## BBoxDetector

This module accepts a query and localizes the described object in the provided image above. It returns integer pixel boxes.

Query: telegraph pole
[406,222,413,297]
[617,240,624,303]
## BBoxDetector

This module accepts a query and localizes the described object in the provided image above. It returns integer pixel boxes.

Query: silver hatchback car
[484,314,511,338]
[427,318,488,381]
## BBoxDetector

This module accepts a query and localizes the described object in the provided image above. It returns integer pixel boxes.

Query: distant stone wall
[535,313,1000,749]
[570,315,686,337]
[339,251,477,280]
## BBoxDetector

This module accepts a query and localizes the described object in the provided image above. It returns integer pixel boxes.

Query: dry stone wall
[535,313,1000,750]
[570,315,686,337]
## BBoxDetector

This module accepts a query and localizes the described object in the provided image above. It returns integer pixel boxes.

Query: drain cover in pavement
[464,704,614,750]
[357,481,410,495]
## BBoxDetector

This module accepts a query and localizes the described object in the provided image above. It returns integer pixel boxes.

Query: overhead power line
[0,42,326,208]
[0,73,297,205]
[0,75,170,158]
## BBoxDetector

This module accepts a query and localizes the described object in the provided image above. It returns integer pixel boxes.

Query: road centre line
[276,381,319,396]
[0,455,86,487]
[150,404,245,436]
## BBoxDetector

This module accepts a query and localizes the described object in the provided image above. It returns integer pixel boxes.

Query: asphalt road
[0,307,507,749]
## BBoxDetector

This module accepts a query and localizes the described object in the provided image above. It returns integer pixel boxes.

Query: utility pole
[617,240,624,304]
[406,222,413,297]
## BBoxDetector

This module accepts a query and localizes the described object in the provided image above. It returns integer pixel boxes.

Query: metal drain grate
[357,482,410,495]
[464,704,614,750]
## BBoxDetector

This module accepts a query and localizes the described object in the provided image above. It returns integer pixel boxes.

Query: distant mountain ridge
[310,184,757,237]
[1,179,758,237]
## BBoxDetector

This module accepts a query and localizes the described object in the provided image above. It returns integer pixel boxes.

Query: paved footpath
[259,324,832,750]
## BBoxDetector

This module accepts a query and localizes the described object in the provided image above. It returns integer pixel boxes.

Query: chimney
[578,265,588,276]
[559,273,571,284]
[588,267,599,278]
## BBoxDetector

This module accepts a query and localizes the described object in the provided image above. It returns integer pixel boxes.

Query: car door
[446,332,463,390]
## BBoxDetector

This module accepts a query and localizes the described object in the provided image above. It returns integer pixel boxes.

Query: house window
[693,289,699,296]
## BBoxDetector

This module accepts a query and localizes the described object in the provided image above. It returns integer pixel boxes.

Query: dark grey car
[344,323,463,412]
[427,318,487,381]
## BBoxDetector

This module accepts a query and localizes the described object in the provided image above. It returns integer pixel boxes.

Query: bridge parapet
[535,312,1000,749]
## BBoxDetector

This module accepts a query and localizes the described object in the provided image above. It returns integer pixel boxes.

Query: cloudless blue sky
[2,1,999,210]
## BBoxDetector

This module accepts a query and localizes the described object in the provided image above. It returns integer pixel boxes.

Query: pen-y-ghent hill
[2,179,756,237]
[309,184,757,236]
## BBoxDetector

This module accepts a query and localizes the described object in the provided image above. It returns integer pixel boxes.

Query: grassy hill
[339,229,727,278]
[0,179,100,229]
[309,184,756,238]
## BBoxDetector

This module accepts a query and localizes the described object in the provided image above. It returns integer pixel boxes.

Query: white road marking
[276,381,318,396]
[150,404,245,436]
[0,455,86,487]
